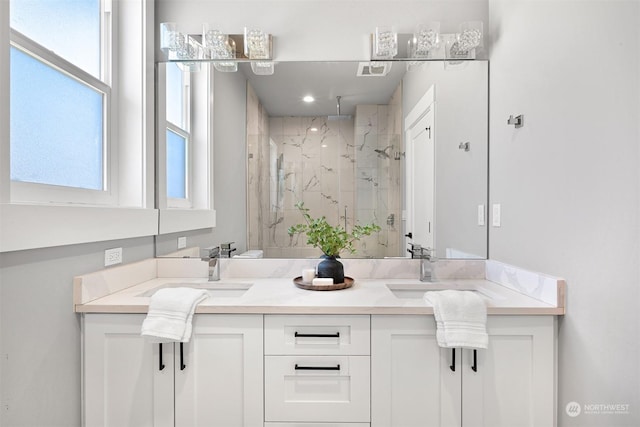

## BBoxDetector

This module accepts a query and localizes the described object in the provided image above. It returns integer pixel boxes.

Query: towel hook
[507,114,524,128]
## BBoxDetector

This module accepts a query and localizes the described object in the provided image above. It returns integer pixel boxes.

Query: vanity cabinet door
[461,316,556,427]
[372,315,557,427]
[174,314,264,427]
[83,314,174,427]
[371,315,461,427]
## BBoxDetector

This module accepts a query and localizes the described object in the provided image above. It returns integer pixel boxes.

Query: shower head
[327,95,353,121]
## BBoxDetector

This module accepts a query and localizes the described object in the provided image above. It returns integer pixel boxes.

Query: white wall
[211,69,249,251]
[488,1,639,426]
[0,238,154,426]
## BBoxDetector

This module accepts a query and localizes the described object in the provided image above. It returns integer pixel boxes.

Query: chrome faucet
[419,247,436,282]
[408,243,436,282]
[200,246,221,281]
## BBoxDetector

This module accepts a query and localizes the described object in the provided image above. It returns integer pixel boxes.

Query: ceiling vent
[357,62,391,77]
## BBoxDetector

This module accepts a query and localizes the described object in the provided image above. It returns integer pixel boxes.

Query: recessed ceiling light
[303,95,315,103]
[310,127,318,132]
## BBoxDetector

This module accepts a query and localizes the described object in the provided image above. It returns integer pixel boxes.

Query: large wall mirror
[157,59,488,260]
[243,60,487,259]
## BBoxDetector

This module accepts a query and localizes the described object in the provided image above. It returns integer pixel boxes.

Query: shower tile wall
[246,83,403,258]
[246,84,270,252]
[353,84,403,258]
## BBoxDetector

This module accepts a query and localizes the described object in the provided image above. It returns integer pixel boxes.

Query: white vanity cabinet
[264,315,371,426]
[83,314,263,427]
[371,315,556,427]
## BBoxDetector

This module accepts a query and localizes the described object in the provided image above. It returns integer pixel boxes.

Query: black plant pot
[316,255,345,284]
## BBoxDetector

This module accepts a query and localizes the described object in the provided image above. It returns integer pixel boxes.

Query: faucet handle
[407,243,422,258]
[421,247,436,260]
[200,246,220,259]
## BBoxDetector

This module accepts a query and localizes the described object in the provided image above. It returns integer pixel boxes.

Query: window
[165,62,192,206]
[0,0,158,252]
[156,62,215,234]
[9,0,112,204]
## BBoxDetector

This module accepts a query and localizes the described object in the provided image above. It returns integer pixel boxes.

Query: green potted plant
[287,202,381,283]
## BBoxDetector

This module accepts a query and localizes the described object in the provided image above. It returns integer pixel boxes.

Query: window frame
[0,0,158,252]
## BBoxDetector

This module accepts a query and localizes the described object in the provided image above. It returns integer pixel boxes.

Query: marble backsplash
[220,257,486,280]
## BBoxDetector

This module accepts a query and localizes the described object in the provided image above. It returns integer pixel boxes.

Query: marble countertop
[75,262,564,315]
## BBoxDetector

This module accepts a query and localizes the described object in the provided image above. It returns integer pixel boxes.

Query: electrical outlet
[104,247,123,267]
[177,236,187,249]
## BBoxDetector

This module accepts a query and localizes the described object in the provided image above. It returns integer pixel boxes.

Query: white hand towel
[424,290,488,349]
[141,287,208,343]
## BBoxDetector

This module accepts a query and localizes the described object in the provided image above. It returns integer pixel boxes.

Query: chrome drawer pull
[294,364,341,371]
[294,332,340,338]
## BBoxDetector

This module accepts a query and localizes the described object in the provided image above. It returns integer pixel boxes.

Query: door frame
[404,86,436,254]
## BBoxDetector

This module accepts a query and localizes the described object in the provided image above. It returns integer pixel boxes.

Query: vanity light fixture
[160,23,274,74]
[303,95,315,103]
[372,26,398,59]
[368,21,484,61]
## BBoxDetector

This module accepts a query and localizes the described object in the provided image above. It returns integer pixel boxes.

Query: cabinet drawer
[265,315,370,355]
[265,355,370,423]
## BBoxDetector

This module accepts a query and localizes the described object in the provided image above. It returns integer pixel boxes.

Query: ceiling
[237,61,406,117]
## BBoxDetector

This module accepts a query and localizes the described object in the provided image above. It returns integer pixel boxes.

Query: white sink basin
[138,282,253,298]
[386,283,503,301]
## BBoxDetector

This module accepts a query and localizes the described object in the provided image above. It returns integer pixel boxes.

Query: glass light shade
[374,26,397,59]
[457,21,483,51]
[203,25,238,72]
[447,21,483,59]
[244,28,270,59]
[251,61,275,75]
[411,22,440,58]
[160,22,178,52]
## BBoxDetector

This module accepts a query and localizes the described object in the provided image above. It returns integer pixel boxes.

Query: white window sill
[0,204,159,252]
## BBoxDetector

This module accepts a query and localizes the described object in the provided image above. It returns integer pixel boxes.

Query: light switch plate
[492,204,501,227]
[477,205,485,226]
[177,236,187,249]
